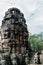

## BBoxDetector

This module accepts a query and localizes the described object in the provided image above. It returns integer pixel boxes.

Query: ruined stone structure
[0,8,32,65]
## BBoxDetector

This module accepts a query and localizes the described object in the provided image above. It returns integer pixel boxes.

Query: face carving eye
[4,33,8,38]
[3,29,10,39]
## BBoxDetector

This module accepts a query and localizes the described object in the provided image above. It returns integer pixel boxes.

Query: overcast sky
[0,0,43,34]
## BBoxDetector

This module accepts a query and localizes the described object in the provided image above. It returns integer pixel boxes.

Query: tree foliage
[29,33,43,52]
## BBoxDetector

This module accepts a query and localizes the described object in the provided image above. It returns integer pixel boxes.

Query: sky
[0,0,43,34]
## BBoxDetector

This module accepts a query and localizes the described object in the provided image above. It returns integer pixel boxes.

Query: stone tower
[1,8,31,65]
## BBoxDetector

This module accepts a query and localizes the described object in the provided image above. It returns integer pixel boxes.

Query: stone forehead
[5,8,20,18]
[2,8,25,26]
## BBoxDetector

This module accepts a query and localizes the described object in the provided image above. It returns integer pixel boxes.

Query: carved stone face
[1,8,30,62]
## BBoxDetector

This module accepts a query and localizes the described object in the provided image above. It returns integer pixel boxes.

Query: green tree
[29,33,43,52]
